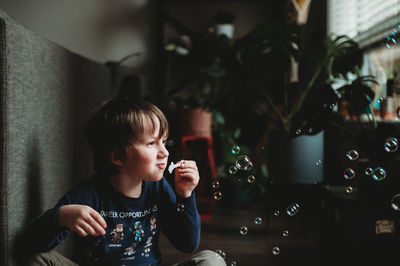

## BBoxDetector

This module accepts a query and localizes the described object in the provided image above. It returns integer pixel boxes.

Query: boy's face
[119,115,169,181]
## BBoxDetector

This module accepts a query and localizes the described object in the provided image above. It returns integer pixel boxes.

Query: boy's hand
[58,204,107,237]
[174,160,200,198]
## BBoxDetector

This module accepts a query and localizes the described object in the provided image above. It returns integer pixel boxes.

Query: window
[328,0,400,118]
[327,0,400,48]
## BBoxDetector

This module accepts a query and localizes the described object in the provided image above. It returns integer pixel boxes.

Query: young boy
[20,98,226,266]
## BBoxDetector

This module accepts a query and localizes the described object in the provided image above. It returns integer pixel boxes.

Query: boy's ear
[109,150,124,166]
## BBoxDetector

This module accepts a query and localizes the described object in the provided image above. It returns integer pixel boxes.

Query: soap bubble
[230,262,237,266]
[176,203,185,213]
[272,246,280,255]
[215,249,226,260]
[391,194,400,211]
[240,226,248,235]
[365,167,373,175]
[165,139,175,147]
[344,168,355,180]
[385,35,397,48]
[345,186,353,193]
[254,217,263,225]
[286,203,300,216]
[229,165,238,175]
[282,230,289,238]
[231,145,240,155]
[211,180,220,189]
[372,167,386,181]
[384,137,398,152]
[247,175,256,183]
[377,97,384,103]
[315,160,322,166]
[274,210,280,216]
[346,149,359,160]
[296,129,302,135]
[213,191,222,200]
[235,155,252,170]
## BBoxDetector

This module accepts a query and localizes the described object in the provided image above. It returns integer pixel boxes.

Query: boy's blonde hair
[85,97,169,176]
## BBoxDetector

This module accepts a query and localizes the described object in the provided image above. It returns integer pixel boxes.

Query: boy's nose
[159,145,169,157]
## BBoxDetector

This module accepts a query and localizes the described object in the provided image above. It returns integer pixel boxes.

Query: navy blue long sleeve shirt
[24,175,201,265]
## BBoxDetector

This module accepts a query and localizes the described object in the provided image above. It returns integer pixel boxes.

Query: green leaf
[233,127,241,139]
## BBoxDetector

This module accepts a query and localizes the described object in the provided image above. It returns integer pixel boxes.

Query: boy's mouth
[156,163,166,169]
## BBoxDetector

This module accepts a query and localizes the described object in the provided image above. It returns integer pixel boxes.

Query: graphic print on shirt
[110,224,124,244]
[123,243,137,256]
[141,236,153,257]
[130,221,145,242]
[150,216,157,235]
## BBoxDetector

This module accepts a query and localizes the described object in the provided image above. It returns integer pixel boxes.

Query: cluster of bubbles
[344,149,357,193]
[384,25,400,48]
[207,144,263,263]
[211,179,222,201]
[238,216,263,239]
[210,134,399,262]
[342,138,398,193]
[228,145,257,185]
[342,137,400,219]
[230,145,254,172]
[270,202,300,255]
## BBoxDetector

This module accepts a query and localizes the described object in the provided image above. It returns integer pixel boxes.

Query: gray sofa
[0,9,114,266]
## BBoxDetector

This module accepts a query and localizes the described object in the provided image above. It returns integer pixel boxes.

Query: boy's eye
[148,141,155,145]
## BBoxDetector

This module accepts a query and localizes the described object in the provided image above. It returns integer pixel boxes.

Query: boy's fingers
[80,221,97,236]
[76,226,88,237]
[176,168,193,174]
[87,216,106,235]
[180,160,196,169]
[91,210,107,229]
[177,172,197,182]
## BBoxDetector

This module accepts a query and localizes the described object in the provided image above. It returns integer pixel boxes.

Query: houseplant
[229,17,378,185]
[234,18,375,136]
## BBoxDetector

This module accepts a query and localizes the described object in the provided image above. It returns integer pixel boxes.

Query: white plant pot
[215,24,235,39]
[268,130,324,184]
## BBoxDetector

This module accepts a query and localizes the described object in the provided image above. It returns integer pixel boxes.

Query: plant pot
[215,24,235,39]
[179,108,212,137]
[267,130,324,184]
